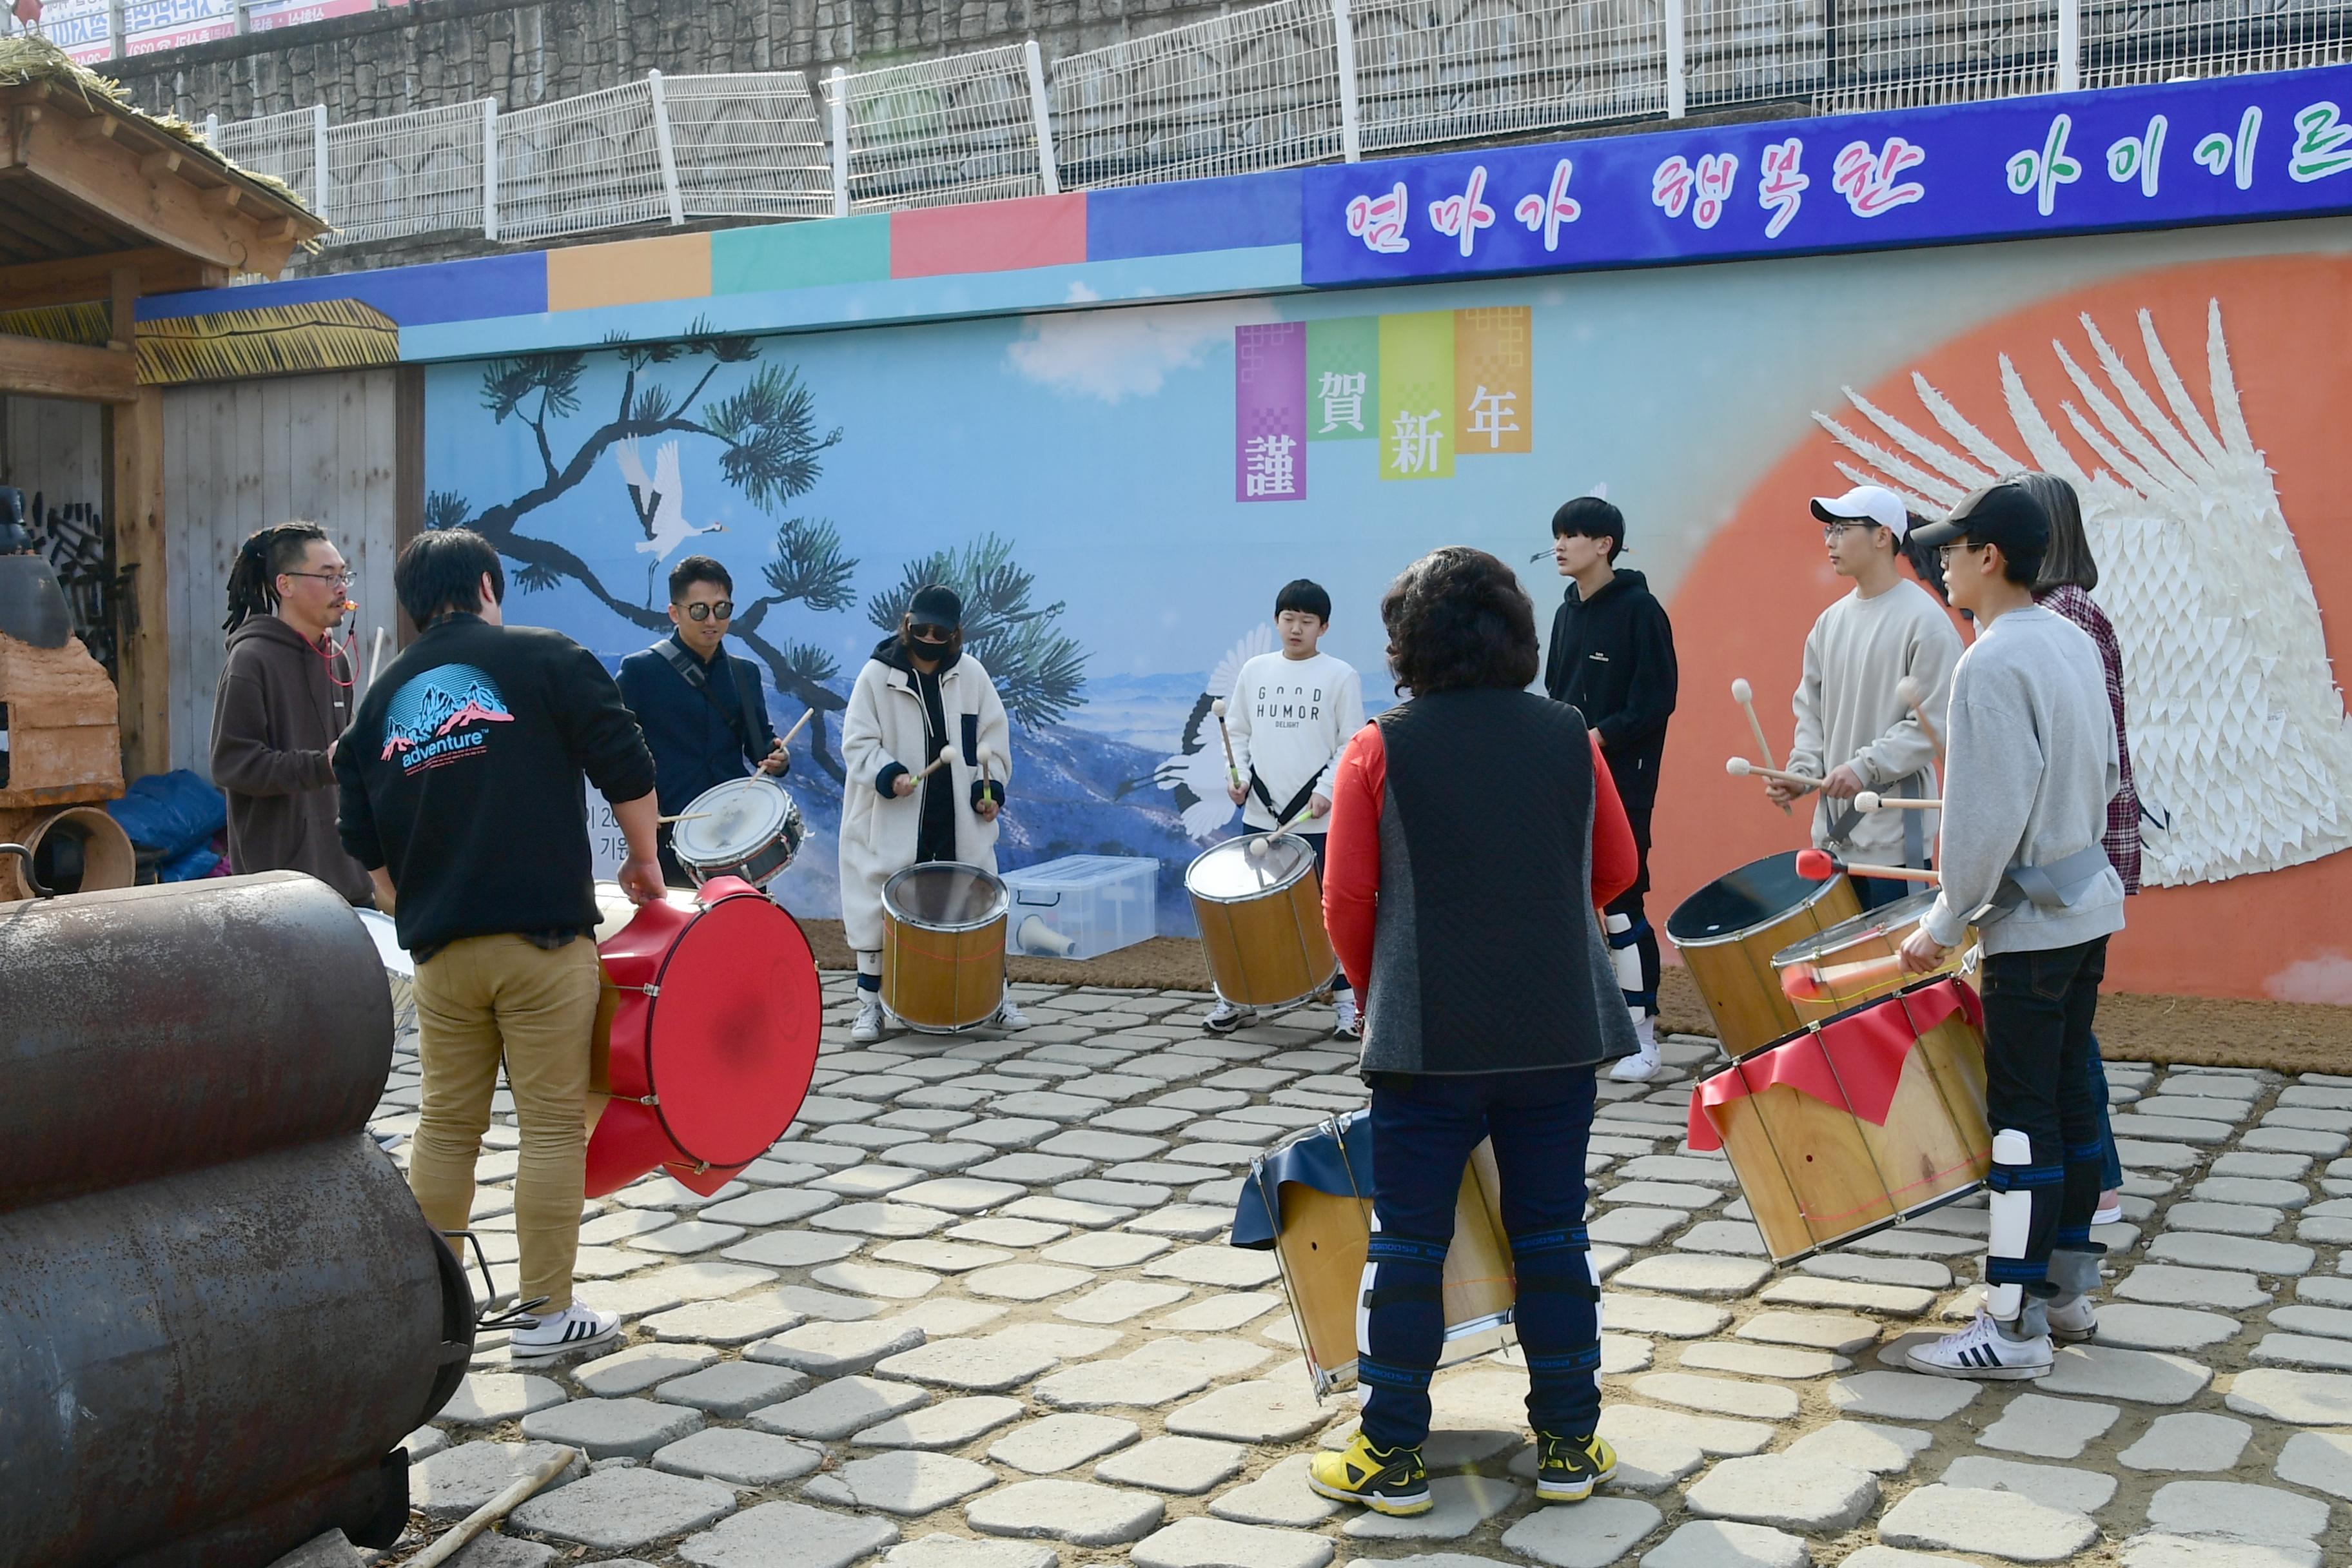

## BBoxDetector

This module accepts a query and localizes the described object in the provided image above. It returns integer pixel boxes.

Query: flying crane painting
[1814,299,2352,888]
[1155,623,1277,842]
[614,438,727,603]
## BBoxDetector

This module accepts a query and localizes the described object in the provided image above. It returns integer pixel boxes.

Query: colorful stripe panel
[889,193,1089,279]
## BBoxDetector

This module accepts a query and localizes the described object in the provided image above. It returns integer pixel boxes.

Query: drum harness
[1825,768,1932,867]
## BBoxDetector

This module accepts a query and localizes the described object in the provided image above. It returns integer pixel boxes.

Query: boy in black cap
[1899,482,2125,1380]
[839,583,1022,1043]
[1543,496,1678,1079]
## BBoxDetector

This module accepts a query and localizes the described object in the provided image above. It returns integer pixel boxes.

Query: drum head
[646,891,823,1166]
[885,862,1009,932]
[1770,887,1943,967]
[674,778,791,867]
[1186,835,1314,902]
[1666,850,1841,944]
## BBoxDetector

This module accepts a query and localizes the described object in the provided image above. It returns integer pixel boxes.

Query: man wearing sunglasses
[617,556,789,886]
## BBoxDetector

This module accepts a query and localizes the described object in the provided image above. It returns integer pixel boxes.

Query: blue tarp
[105,770,225,861]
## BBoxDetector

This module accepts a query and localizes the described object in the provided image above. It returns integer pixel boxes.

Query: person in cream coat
[838,584,1023,1042]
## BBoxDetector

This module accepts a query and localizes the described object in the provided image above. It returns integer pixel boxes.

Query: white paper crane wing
[1814,299,2352,887]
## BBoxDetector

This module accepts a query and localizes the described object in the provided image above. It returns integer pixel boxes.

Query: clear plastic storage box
[1001,855,1159,960]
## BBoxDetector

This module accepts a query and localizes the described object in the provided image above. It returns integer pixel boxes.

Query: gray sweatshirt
[1787,580,1963,861]
[1923,605,2126,956]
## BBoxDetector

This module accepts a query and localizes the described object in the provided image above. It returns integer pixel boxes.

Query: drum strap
[1250,769,1322,827]
[1825,768,1930,866]
[657,638,765,761]
[1981,843,2113,923]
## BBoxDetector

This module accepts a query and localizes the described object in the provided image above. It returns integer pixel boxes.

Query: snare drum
[1187,835,1337,1010]
[1233,1113,1516,1396]
[1770,888,1973,1022]
[671,777,805,889]
[1686,976,1991,1262]
[882,862,1009,1033]
[1665,850,1862,1056]
[587,875,822,1197]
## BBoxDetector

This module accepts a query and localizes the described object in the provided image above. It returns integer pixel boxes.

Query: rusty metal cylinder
[0,872,391,1210]
[0,1139,471,1567]
[0,871,469,1567]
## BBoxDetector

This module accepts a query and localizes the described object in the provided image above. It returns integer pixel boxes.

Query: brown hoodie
[210,615,373,904]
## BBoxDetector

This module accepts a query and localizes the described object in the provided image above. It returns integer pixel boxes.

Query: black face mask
[909,637,951,663]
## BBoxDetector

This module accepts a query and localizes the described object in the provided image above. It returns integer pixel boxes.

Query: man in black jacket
[337,528,663,1360]
[1542,496,1679,1080]
[616,556,788,886]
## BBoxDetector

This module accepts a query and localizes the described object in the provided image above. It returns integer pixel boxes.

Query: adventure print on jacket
[380,663,516,772]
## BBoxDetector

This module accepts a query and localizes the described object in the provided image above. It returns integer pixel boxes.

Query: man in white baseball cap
[1764,485,1963,908]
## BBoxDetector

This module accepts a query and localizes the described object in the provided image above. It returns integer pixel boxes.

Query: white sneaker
[1610,1015,1660,1082]
[1333,995,1362,1041]
[852,994,885,1044]
[1905,1311,2052,1380]
[2047,1294,2098,1343]
[1204,1000,1256,1035]
[995,997,1030,1031]
[2092,1190,2123,1226]
[509,1302,620,1358]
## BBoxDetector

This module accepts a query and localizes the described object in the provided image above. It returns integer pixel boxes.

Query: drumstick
[1781,950,1909,1003]
[1855,792,1943,812]
[779,708,815,748]
[1896,676,1944,756]
[1246,799,1325,858]
[1211,699,1243,789]
[658,812,711,824]
[1729,678,1792,816]
[1726,756,1818,790]
[1794,847,1941,884]
[913,752,954,782]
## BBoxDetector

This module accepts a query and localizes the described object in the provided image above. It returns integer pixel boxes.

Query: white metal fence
[161,0,2352,252]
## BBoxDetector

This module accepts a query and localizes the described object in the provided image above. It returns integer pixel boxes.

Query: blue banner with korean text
[1302,66,2352,286]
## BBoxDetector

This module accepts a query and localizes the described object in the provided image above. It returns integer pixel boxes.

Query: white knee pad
[1985,1128,2034,1322]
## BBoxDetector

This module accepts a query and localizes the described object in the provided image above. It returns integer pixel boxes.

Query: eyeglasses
[909,623,953,642]
[284,569,355,589]
[1937,542,1986,562]
[1821,522,1879,541]
[682,601,734,622]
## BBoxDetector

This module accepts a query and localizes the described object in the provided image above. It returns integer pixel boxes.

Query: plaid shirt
[2037,585,2142,894]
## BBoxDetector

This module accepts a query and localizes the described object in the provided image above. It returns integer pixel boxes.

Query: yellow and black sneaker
[1533,1430,1617,1503]
[1308,1431,1433,1516]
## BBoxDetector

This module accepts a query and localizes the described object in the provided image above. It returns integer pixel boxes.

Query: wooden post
[108,264,137,351]
[395,364,424,647]
[103,386,166,779]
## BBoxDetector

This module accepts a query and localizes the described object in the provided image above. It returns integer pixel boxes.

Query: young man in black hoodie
[337,529,663,1359]
[1542,496,1679,1080]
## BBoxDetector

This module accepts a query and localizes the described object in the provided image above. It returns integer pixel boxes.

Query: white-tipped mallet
[1731,676,1790,815]
[1211,698,1242,790]
[1246,799,1324,858]
[1856,791,1942,812]
[1727,756,1817,790]
[1897,674,1944,755]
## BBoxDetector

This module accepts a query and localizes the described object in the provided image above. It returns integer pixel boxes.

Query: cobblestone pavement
[370,979,2352,1567]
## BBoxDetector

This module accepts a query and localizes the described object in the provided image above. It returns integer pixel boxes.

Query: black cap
[908,583,962,630]
[1910,482,2050,562]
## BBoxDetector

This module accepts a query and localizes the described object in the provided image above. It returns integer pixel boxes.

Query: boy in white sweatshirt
[1213,580,1367,1039]
[1899,482,2125,1381]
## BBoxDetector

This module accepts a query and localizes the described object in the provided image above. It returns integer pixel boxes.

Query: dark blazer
[615,632,778,818]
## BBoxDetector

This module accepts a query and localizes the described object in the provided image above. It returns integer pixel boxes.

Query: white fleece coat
[838,649,1013,952]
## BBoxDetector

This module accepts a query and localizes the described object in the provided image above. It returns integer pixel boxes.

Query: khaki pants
[411,934,602,1315]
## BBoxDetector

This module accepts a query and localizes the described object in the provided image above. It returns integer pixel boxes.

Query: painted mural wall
[423,213,2352,1001]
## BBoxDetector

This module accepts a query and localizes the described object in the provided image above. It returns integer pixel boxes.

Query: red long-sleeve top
[1322,724,1639,995]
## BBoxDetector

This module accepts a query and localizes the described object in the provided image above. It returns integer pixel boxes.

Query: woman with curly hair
[1309,547,1640,1517]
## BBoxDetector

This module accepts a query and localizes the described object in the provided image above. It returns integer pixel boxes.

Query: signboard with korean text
[1305,65,2352,287]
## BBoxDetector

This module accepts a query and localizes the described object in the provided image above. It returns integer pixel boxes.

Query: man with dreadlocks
[210,520,374,904]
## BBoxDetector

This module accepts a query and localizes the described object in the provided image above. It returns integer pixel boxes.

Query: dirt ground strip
[370,977,2352,1568]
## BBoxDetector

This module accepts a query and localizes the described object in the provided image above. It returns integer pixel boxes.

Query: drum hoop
[1183,838,1311,904]
[1669,867,1850,950]
[883,861,1009,932]
[1724,972,1965,1066]
[1767,890,1939,968]
[674,779,790,863]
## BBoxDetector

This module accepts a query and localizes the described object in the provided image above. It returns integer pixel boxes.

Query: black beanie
[908,584,962,630]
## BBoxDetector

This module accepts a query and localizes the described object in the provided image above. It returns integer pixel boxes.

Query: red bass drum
[587,876,821,1198]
